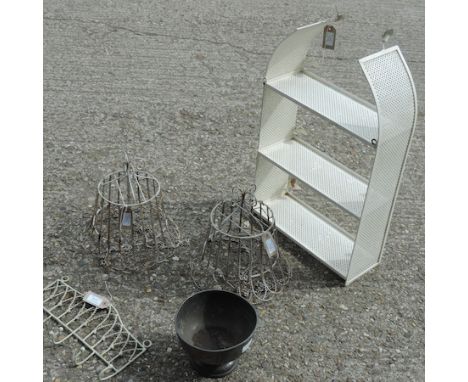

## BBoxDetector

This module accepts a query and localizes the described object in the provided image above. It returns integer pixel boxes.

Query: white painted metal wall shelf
[255,21,417,284]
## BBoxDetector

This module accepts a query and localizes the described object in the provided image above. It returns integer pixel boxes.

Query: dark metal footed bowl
[175,290,258,378]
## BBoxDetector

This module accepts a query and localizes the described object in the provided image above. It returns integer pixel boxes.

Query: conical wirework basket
[90,161,184,271]
[191,189,290,303]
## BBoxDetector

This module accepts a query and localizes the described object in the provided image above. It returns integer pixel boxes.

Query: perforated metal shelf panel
[255,21,417,284]
[267,72,378,144]
[265,195,354,277]
[259,139,367,217]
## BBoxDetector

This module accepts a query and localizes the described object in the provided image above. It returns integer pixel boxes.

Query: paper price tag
[262,232,278,259]
[121,209,132,227]
[83,291,111,309]
[322,25,336,50]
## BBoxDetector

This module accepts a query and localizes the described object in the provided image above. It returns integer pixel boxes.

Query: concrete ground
[43,0,424,381]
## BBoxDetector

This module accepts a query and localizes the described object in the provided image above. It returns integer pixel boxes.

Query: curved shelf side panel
[258,21,326,201]
[347,46,418,283]
[265,21,326,81]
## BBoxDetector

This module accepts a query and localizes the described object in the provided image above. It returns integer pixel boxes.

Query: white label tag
[241,339,252,353]
[122,210,132,227]
[83,292,111,309]
[262,232,278,259]
[322,25,336,50]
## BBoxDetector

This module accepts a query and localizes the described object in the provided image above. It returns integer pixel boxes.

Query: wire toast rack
[43,277,151,380]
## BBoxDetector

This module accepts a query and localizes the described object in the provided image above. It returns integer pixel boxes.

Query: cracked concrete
[43,16,271,58]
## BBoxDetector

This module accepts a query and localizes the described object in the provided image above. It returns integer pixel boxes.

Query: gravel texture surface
[44,0,424,380]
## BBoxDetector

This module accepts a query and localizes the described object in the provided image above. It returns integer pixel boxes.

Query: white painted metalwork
[346,46,417,284]
[255,22,417,284]
[259,139,367,217]
[266,195,354,278]
[190,188,291,304]
[90,160,185,271]
[267,72,378,144]
[43,277,151,380]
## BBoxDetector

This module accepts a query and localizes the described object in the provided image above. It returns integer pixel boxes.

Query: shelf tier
[266,72,378,144]
[259,139,368,217]
[265,195,354,278]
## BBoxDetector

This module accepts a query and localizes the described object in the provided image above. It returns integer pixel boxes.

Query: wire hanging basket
[90,160,184,271]
[190,187,290,303]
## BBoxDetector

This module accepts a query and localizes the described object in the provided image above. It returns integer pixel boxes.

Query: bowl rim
[175,289,258,353]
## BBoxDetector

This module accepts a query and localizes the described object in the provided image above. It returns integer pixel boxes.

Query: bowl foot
[190,359,238,378]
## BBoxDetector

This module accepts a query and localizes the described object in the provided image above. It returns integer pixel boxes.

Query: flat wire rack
[43,277,151,381]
